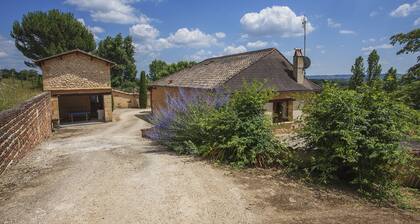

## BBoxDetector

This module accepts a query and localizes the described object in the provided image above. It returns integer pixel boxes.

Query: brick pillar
[104,94,113,122]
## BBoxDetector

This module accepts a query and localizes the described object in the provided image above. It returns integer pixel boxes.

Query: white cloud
[327,18,341,28]
[189,49,213,61]
[77,18,104,40]
[223,45,247,55]
[361,44,393,52]
[390,0,420,17]
[240,6,314,37]
[246,40,268,48]
[0,35,28,69]
[320,50,326,54]
[66,0,144,24]
[315,44,324,49]
[339,30,356,35]
[215,32,226,39]
[0,51,7,58]
[415,17,420,25]
[130,23,160,39]
[167,28,218,48]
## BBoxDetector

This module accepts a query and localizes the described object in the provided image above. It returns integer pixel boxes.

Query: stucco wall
[41,53,111,91]
[0,92,51,175]
[150,86,206,114]
[112,90,140,109]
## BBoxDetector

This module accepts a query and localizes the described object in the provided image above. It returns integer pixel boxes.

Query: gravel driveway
[0,109,418,224]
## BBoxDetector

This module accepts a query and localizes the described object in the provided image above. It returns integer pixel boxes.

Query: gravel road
[0,109,418,224]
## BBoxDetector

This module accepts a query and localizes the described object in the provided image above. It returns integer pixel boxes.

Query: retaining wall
[0,92,51,174]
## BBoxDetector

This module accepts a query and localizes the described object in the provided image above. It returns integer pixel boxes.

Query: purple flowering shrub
[149,82,289,167]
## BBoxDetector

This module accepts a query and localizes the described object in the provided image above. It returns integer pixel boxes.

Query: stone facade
[37,50,113,124]
[41,52,111,90]
[0,92,51,174]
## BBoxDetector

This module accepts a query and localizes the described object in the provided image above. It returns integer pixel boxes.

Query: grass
[0,78,42,111]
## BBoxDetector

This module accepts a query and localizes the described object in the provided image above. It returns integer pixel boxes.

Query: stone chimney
[293,48,304,84]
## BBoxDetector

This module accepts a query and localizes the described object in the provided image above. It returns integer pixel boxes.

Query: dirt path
[0,109,419,224]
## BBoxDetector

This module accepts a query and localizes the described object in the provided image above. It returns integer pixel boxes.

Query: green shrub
[300,84,415,201]
[150,82,289,167]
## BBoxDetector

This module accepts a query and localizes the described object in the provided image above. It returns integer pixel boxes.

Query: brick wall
[0,92,52,174]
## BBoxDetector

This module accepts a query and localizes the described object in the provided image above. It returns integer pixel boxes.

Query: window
[272,100,289,123]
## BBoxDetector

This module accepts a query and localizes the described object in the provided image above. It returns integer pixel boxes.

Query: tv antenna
[302,15,307,56]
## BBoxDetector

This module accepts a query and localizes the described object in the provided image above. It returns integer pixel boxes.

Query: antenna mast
[302,15,307,56]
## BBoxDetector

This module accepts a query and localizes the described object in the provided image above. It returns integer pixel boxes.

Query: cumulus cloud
[130,23,160,39]
[361,44,393,52]
[167,28,218,48]
[240,6,314,37]
[327,18,341,28]
[133,27,222,55]
[215,32,226,39]
[189,49,213,61]
[77,18,105,40]
[66,0,144,24]
[390,0,420,17]
[223,45,247,55]
[339,30,356,35]
[246,40,268,48]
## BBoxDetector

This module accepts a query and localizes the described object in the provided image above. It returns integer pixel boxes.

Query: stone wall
[41,52,111,90]
[112,89,140,109]
[0,92,51,174]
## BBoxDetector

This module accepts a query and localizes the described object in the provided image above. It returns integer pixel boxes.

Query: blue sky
[0,0,419,76]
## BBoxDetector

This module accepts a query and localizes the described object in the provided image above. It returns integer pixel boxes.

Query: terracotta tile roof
[151,48,321,92]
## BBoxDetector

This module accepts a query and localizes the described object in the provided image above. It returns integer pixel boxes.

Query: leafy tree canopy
[383,67,398,92]
[349,56,365,89]
[11,9,95,67]
[95,34,137,89]
[367,50,382,85]
[148,60,196,81]
[390,28,419,73]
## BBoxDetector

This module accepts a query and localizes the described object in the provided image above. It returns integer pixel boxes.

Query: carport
[58,94,105,124]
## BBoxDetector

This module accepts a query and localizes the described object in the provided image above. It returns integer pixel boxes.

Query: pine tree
[349,56,365,89]
[367,50,382,85]
[383,67,398,92]
[139,71,148,109]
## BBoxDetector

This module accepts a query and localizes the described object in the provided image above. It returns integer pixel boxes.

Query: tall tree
[349,56,365,89]
[11,9,95,67]
[383,67,398,92]
[367,50,382,85]
[96,34,137,88]
[148,60,196,81]
[390,28,420,74]
[139,71,148,109]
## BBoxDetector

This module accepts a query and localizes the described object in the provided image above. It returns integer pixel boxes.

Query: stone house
[149,48,321,124]
[35,49,114,125]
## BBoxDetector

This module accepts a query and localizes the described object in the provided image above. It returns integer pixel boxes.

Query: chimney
[293,48,304,84]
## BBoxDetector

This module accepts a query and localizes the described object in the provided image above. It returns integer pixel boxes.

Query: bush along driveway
[0,109,419,224]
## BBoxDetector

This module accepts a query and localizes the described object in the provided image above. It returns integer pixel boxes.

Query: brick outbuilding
[35,49,115,125]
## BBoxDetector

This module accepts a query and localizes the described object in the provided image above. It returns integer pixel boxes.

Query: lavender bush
[149,82,289,167]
